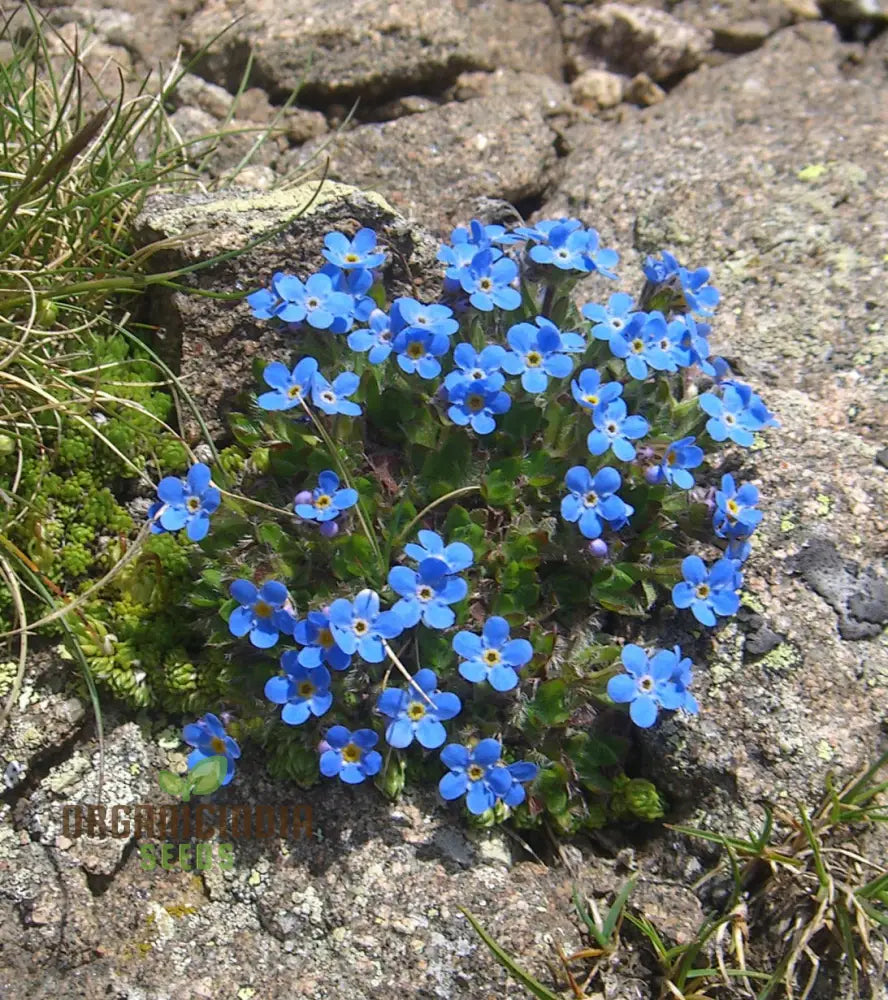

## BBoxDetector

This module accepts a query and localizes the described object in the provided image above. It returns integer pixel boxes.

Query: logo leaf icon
[158,770,186,798]
[188,755,228,796]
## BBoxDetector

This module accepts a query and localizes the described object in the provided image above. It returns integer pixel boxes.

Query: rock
[183,0,562,107]
[134,181,441,436]
[172,72,238,120]
[570,68,625,110]
[168,106,221,160]
[624,72,666,105]
[712,18,774,52]
[293,71,563,228]
[820,0,888,28]
[283,108,329,145]
[563,2,711,82]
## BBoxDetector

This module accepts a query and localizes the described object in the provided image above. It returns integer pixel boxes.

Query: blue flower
[294,470,358,523]
[319,725,382,784]
[570,368,623,412]
[714,474,762,539]
[291,611,352,670]
[265,661,333,725]
[643,251,720,316]
[698,384,777,446]
[328,589,406,663]
[672,555,741,626]
[530,225,618,276]
[608,311,683,381]
[322,228,386,270]
[393,297,459,339]
[256,358,318,411]
[228,579,292,648]
[438,739,514,814]
[722,380,779,429]
[376,668,462,749]
[502,317,576,393]
[582,292,636,340]
[151,462,220,542]
[459,249,520,312]
[252,272,354,329]
[494,760,540,808]
[404,530,474,578]
[392,327,450,379]
[447,379,511,434]
[311,371,362,416]
[513,217,582,245]
[183,713,241,786]
[347,308,395,364]
[453,616,533,692]
[665,646,699,715]
[294,611,349,668]
[606,644,685,728]
[561,466,633,539]
[387,566,467,629]
[725,538,752,565]
[445,342,507,391]
[447,219,511,251]
[652,436,704,490]
[321,263,376,333]
[586,399,650,462]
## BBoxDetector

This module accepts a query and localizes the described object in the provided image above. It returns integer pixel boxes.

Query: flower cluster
[155,219,779,832]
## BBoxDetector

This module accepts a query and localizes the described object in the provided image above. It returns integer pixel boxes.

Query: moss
[760,642,802,676]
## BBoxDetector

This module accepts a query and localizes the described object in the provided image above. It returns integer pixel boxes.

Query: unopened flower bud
[588,539,608,558]
[644,465,663,485]
[294,490,313,507]
[319,519,339,538]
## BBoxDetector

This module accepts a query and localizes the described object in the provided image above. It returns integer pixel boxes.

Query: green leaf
[228,412,263,447]
[527,679,571,727]
[257,521,288,551]
[188,755,228,795]
[157,770,185,798]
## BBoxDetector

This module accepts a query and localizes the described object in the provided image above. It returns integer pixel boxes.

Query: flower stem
[397,485,481,545]
[298,397,384,571]
[382,640,435,706]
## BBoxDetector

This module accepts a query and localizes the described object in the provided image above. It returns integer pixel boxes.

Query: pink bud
[294,490,313,507]
[588,539,608,558]
[319,520,339,538]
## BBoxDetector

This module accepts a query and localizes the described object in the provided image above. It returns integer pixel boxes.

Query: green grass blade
[460,908,563,1000]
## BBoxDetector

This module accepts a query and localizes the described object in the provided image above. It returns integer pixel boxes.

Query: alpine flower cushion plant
[156,218,779,832]
[150,462,220,541]
[183,713,241,785]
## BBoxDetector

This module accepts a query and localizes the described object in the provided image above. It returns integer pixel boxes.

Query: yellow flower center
[479,278,493,291]
[345,253,360,262]
[317,627,335,649]
[483,649,501,666]
[254,600,273,618]
[631,338,644,353]
[526,351,542,367]
[210,736,227,755]
[342,743,361,764]
[726,499,739,517]
[407,701,426,721]
[467,393,485,412]
[315,494,332,509]
[584,491,598,506]
[187,497,200,512]
[407,342,424,359]
[297,681,315,698]
[467,764,485,782]
[666,452,676,465]
[584,394,599,406]
[639,676,654,692]
[417,586,433,601]
[695,584,711,600]
[287,384,302,398]
[353,618,369,635]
